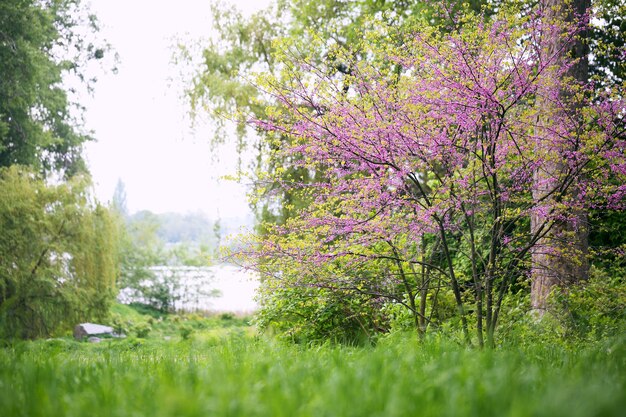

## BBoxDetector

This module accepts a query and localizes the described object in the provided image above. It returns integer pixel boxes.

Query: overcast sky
[83,0,271,218]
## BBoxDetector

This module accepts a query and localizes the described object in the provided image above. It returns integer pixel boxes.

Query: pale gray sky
[83,0,271,218]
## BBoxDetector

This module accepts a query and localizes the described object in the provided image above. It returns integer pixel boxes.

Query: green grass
[1,330,624,417]
[107,303,254,340]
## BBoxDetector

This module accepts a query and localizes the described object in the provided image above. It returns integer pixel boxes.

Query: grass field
[1,307,624,417]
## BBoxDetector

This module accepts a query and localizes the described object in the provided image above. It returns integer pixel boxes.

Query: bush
[179,325,194,340]
[255,282,385,345]
[554,267,626,342]
[134,323,151,339]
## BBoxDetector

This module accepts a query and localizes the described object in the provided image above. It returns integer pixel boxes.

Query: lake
[118,264,259,313]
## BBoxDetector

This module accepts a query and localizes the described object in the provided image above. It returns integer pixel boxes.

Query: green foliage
[119,210,217,267]
[133,322,151,338]
[116,211,166,310]
[121,302,167,320]
[109,303,158,337]
[590,0,626,91]
[0,166,118,339]
[219,312,235,321]
[482,288,567,349]
[0,0,108,177]
[553,268,626,341]
[383,289,459,334]
[251,232,468,345]
[111,179,128,217]
[105,303,252,342]
[179,324,194,340]
[244,229,398,345]
[0,333,624,417]
[478,271,626,349]
[590,209,626,280]
[117,212,208,312]
[155,211,217,245]
[256,282,384,345]
[141,276,179,313]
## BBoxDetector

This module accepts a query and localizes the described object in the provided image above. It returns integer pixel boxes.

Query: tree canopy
[0,0,107,177]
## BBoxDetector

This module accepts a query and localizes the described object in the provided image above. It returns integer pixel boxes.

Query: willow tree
[0,167,119,339]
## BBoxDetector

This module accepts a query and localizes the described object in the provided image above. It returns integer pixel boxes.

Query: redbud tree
[243,8,625,346]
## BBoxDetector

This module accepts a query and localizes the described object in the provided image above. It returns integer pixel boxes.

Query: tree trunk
[531,0,590,315]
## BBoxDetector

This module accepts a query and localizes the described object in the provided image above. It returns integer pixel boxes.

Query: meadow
[1,305,624,417]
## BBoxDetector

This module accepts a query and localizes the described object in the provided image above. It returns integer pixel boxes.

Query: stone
[73,323,115,340]
[87,336,102,343]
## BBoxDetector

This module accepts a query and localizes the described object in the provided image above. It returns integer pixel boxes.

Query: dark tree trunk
[531,0,591,315]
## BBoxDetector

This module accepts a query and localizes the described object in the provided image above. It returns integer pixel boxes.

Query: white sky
[83,0,271,218]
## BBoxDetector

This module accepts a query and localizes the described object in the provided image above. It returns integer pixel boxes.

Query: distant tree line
[113,197,221,313]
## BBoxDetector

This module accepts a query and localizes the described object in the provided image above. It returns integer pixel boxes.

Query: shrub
[134,323,151,339]
[554,267,626,342]
[179,325,194,340]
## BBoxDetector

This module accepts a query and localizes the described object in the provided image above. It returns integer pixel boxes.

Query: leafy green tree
[112,178,128,217]
[0,0,108,177]
[586,0,626,293]
[117,211,164,301]
[116,211,173,312]
[590,0,626,91]
[0,166,119,339]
